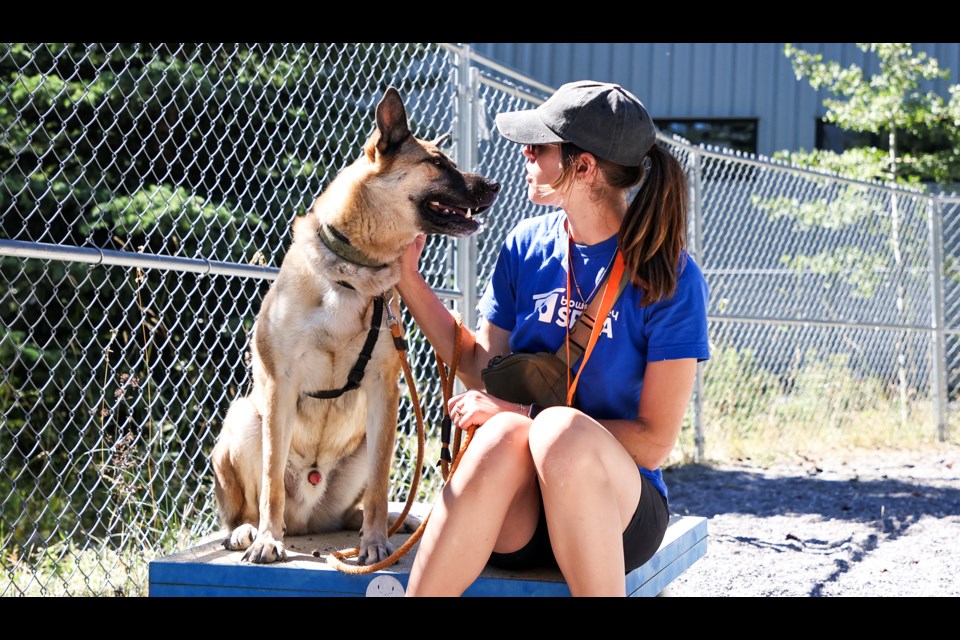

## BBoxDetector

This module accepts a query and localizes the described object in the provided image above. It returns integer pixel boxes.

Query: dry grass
[670,400,958,468]
[2,539,163,597]
[1,515,203,597]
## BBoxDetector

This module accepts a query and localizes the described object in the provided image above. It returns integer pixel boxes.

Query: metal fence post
[688,146,705,463]
[453,46,480,395]
[929,196,948,442]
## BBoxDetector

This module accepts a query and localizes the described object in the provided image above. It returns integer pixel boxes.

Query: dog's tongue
[308,470,322,485]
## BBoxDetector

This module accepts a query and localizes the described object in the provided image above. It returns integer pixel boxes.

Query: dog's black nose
[488,180,501,192]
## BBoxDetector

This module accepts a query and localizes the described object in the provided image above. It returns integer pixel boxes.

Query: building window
[655,118,758,154]
[815,121,880,153]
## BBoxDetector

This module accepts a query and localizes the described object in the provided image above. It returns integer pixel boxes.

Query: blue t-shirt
[478,211,710,500]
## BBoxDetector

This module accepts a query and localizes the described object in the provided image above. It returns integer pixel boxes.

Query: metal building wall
[471,43,960,158]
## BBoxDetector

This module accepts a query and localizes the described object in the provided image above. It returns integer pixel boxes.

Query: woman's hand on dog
[448,389,526,429]
[398,233,427,290]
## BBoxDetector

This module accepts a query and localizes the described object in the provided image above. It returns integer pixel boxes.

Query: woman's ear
[576,152,599,184]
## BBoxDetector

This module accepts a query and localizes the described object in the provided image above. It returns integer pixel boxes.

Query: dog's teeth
[430,201,440,208]
[465,208,473,219]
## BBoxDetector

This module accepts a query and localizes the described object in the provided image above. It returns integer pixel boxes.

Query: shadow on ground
[664,451,960,596]
[664,462,960,539]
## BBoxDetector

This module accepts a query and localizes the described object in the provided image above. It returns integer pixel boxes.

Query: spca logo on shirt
[532,288,618,338]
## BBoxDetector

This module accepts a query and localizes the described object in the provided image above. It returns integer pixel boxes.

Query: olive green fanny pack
[481,253,629,408]
[482,350,572,407]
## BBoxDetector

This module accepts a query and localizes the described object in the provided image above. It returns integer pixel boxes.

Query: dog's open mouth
[419,197,494,237]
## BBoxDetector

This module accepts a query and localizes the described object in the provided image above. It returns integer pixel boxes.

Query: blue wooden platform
[149,505,706,597]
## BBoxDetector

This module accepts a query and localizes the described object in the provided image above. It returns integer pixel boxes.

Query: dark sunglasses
[524,143,560,159]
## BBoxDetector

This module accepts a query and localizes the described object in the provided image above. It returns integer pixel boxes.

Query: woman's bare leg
[405,413,540,596]
[528,407,643,597]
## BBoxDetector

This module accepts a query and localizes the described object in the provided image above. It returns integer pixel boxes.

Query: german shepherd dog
[211,87,500,564]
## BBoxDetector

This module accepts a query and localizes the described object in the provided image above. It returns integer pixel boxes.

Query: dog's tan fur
[211,88,499,564]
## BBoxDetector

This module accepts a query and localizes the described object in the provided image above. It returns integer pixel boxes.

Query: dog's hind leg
[388,510,422,533]
[213,397,263,551]
[309,438,369,532]
[342,492,423,534]
[348,508,422,534]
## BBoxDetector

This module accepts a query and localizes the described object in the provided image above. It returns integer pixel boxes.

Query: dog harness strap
[305,296,385,400]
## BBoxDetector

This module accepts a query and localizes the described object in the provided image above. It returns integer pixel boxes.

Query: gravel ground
[662,443,960,597]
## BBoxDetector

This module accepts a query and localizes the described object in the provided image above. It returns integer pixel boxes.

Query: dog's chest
[297,307,391,389]
[286,296,395,423]
[272,293,376,379]
[260,286,396,455]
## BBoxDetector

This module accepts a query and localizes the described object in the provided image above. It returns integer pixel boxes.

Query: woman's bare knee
[528,408,642,532]
[469,412,531,455]
[528,408,603,478]
[454,412,534,486]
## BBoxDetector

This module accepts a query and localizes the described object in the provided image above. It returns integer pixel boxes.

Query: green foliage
[771,349,889,428]
[785,43,948,134]
[754,184,880,230]
[0,42,444,568]
[783,43,960,186]
[755,44,951,335]
[772,147,895,184]
[702,344,777,431]
[1,42,442,254]
[780,247,889,298]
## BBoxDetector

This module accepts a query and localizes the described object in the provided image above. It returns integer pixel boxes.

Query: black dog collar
[317,224,388,270]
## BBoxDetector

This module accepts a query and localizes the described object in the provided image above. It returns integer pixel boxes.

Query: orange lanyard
[564,224,625,407]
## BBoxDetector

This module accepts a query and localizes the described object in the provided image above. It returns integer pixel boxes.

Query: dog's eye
[432,158,442,167]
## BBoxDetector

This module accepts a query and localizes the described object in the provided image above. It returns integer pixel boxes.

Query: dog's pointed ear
[370,87,411,158]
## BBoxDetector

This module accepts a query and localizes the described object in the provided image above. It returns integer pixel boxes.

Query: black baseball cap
[495,80,657,166]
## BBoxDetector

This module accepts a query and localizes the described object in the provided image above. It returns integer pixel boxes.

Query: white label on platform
[365,575,404,597]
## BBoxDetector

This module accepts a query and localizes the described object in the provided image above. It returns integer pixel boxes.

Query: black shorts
[487,472,669,574]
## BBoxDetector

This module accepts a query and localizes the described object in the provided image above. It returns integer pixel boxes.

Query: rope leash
[438,313,463,480]
[327,308,466,574]
[327,427,476,575]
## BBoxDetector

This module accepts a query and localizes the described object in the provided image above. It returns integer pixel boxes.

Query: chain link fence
[1,42,957,596]
[676,143,960,459]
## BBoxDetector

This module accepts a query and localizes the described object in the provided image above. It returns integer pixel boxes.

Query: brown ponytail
[612,143,688,306]
[551,141,689,306]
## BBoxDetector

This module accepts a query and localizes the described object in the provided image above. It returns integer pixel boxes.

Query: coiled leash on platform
[328,303,471,574]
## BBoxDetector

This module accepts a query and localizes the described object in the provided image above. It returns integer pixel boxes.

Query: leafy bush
[0,43,443,567]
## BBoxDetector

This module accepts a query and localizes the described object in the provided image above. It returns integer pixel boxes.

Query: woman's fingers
[398,234,427,290]
[448,390,515,428]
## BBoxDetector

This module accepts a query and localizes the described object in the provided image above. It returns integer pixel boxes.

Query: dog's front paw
[358,532,395,566]
[241,533,288,564]
[223,524,258,551]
